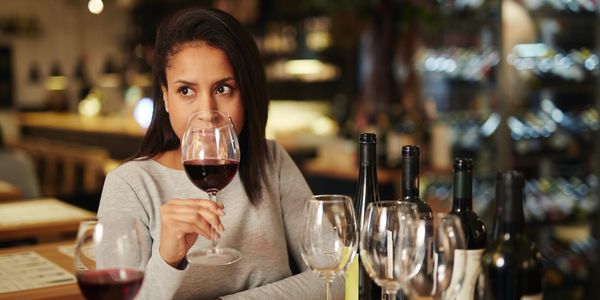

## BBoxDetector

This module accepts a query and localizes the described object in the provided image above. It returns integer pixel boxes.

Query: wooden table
[0,180,22,202]
[0,241,83,300]
[0,198,95,243]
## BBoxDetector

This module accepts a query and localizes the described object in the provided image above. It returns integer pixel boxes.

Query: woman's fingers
[163,210,223,238]
[167,198,224,214]
[161,199,224,236]
[159,198,226,267]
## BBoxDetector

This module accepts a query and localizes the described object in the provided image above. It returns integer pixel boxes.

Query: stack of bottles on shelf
[423,172,598,224]
[347,132,544,299]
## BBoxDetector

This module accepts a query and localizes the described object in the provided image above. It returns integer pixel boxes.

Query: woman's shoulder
[265,139,301,173]
[266,139,287,159]
[109,158,152,173]
[107,158,176,180]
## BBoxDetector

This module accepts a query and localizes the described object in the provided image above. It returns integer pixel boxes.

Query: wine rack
[415,0,600,298]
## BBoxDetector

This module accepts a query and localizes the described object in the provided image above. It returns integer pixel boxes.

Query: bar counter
[18,112,145,160]
[16,112,324,161]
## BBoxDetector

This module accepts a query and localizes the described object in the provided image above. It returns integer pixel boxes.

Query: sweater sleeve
[221,142,344,299]
[97,171,189,300]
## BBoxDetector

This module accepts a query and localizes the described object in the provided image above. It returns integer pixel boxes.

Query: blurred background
[0,0,598,299]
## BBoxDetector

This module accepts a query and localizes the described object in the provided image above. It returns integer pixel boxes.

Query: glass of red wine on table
[74,219,145,300]
[181,110,241,265]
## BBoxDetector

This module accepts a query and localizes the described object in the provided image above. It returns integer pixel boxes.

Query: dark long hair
[133,7,269,206]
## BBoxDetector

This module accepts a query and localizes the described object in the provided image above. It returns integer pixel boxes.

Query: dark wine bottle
[450,158,487,299]
[402,145,434,297]
[482,171,543,300]
[346,133,382,300]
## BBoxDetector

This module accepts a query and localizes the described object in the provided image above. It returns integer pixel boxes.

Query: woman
[97,6,344,300]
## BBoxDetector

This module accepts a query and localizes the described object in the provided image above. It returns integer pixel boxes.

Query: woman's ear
[161,85,169,113]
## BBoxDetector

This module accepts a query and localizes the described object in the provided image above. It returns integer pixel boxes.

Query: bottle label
[522,295,542,300]
[454,249,484,300]
[345,258,359,300]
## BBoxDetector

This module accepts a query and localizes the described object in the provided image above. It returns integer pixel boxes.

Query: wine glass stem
[325,280,332,300]
[384,291,397,300]
[209,192,219,251]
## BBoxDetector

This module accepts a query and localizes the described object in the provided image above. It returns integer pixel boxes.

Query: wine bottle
[450,158,487,299]
[402,145,434,297]
[482,171,543,300]
[346,133,382,300]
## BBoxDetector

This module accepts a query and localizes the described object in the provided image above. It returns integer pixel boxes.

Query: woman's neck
[153,149,183,170]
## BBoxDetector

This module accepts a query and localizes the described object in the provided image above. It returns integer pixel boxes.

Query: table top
[0,241,83,300]
[0,198,95,242]
[0,180,22,202]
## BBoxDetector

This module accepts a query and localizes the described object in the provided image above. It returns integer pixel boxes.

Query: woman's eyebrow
[214,77,236,85]
[172,79,197,86]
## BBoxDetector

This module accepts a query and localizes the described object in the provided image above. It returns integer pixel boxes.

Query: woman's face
[161,42,244,140]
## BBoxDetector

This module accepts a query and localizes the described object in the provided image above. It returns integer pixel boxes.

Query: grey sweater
[97,141,344,300]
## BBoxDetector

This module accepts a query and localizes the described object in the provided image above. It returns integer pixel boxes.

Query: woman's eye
[216,85,232,95]
[178,86,194,96]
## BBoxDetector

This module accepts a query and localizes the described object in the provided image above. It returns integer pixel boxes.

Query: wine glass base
[187,247,241,266]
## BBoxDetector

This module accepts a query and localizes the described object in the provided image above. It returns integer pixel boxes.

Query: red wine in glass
[77,268,144,300]
[183,159,239,193]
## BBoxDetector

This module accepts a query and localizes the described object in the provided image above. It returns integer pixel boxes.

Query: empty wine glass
[301,195,358,300]
[181,110,241,265]
[360,201,426,300]
[74,219,146,300]
[406,213,466,300]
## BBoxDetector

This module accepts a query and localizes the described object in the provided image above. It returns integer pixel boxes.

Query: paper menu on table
[0,198,94,226]
[57,244,88,271]
[58,244,75,258]
[0,251,75,293]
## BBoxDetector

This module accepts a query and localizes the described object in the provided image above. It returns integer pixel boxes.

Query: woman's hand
[159,198,224,267]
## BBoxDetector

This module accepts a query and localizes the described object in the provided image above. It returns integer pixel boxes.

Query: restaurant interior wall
[0,0,130,111]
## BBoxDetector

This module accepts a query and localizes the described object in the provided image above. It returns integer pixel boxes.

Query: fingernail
[218,209,225,216]
[219,224,225,232]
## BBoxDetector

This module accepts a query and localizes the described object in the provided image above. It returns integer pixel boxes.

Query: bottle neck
[356,142,380,225]
[452,170,473,212]
[492,179,526,239]
[401,155,419,200]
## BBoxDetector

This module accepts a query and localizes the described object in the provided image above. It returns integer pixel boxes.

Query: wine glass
[74,219,146,300]
[406,213,467,300]
[181,110,241,265]
[301,195,358,300]
[360,201,426,300]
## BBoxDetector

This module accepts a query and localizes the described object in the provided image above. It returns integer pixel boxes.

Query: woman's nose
[196,93,217,111]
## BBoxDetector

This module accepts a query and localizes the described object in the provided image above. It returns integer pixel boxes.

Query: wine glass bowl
[359,201,426,299]
[301,195,358,300]
[74,219,145,300]
[433,213,467,299]
[181,110,241,265]
[408,213,467,300]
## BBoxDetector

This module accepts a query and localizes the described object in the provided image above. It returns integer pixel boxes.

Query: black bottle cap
[359,133,377,144]
[359,133,377,167]
[454,158,473,171]
[402,145,420,156]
